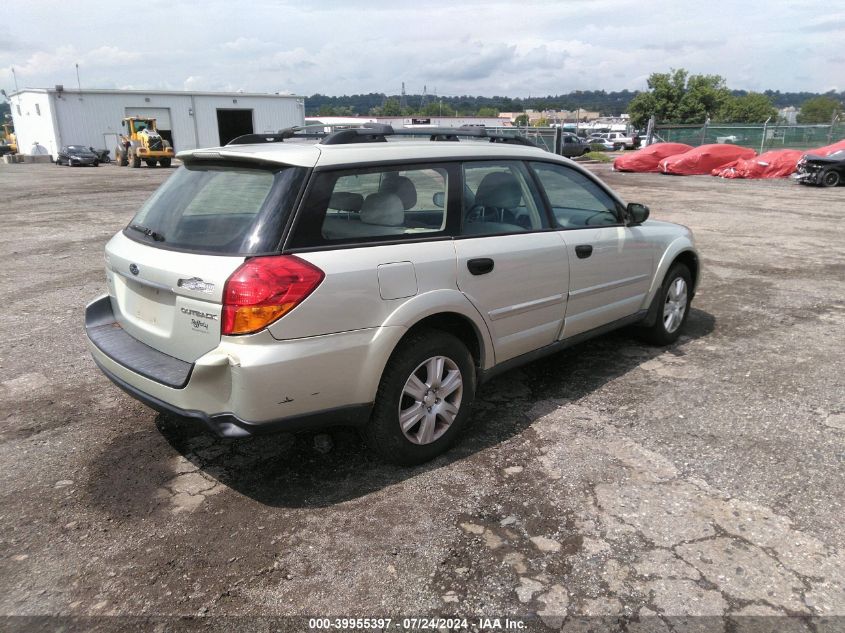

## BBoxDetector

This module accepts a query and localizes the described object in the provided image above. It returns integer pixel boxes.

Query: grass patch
[580,151,613,162]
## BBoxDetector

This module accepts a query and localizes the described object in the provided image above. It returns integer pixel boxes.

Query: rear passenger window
[290,166,448,246]
[530,162,621,228]
[461,161,548,235]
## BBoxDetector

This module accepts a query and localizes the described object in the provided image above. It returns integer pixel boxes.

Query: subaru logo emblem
[129,263,139,276]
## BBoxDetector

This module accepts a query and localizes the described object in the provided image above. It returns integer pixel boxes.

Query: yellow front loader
[115,117,174,168]
[0,123,16,155]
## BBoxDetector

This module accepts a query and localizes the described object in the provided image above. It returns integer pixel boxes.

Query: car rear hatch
[104,235,245,363]
[96,159,308,367]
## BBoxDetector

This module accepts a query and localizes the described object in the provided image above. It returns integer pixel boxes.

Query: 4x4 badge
[129,263,139,276]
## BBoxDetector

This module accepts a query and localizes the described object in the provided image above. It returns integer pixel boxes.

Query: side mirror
[121,120,125,127]
[626,202,649,225]
[432,192,445,208]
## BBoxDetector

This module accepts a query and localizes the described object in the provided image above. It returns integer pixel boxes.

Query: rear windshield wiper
[128,223,166,242]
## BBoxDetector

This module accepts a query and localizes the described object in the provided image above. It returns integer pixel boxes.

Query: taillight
[222,255,324,335]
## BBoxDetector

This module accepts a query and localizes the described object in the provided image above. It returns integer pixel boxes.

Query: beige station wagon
[85,125,699,464]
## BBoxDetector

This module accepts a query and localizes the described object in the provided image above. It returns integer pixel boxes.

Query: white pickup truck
[601,132,637,150]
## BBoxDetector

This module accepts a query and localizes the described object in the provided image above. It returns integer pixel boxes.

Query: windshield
[67,146,90,153]
[126,162,306,254]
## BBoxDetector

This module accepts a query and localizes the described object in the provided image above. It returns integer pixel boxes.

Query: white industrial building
[9,87,305,158]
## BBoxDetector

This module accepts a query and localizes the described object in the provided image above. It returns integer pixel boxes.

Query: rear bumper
[93,357,370,437]
[84,295,397,437]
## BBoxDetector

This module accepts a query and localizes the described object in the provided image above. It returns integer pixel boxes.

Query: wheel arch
[351,292,494,408]
[640,238,700,325]
[672,250,700,296]
[402,312,486,371]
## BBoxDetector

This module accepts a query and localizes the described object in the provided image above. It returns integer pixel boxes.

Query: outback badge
[177,277,215,293]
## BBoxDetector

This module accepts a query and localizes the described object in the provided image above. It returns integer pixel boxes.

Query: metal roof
[9,87,303,99]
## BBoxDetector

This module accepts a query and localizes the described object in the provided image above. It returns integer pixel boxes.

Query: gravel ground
[0,161,843,632]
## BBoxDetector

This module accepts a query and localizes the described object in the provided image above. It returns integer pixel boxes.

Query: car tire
[131,153,141,169]
[93,160,99,167]
[159,158,171,168]
[366,329,476,466]
[821,170,840,187]
[639,263,692,346]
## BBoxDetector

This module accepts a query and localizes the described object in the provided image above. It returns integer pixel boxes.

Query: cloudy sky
[2,1,843,98]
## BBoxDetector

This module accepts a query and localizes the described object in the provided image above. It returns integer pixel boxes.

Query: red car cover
[659,144,757,175]
[807,138,845,156]
[712,149,805,179]
[613,143,693,172]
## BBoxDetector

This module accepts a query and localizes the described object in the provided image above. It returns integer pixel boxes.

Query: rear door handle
[467,258,495,275]
[575,245,593,259]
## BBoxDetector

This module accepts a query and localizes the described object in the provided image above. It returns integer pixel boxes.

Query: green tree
[627,69,730,127]
[420,101,442,116]
[717,92,777,123]
[796,96,842,123]
[676,74,731,122]
[477,106,499,117]
[381,98,402,116]
[513,114,529,126]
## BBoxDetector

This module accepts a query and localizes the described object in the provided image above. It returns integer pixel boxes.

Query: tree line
[306,71,844,126]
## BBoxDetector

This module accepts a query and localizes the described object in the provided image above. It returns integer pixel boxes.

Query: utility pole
[400,82,407,111]
[76,63,82,92]
[11,67,19,93]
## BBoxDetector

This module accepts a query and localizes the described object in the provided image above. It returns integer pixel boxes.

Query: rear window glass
[126,162,306,254]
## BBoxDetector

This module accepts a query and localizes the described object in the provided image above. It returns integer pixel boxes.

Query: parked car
[85,125,699,465]
[559,133,591,157]
[795,150,845,187]
[589,135,617,152]
[56,145,99,167]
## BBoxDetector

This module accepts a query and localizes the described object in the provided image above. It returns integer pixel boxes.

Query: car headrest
[360,192,404,226]
[475,172,522,208]
[379,175,417,210]
[329,191,364,212]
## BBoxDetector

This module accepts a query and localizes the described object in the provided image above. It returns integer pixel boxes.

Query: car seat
[467,171,529,228]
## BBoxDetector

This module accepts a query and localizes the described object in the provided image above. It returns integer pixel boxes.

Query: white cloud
[0,1,841,96]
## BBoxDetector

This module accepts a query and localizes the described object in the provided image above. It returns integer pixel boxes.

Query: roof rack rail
[320,123,539,148]
[227,125,327,145]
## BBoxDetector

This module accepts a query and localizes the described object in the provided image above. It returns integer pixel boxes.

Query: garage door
[124,107,171,129]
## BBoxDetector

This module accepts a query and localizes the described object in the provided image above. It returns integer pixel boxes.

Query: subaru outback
[85,125,699,465]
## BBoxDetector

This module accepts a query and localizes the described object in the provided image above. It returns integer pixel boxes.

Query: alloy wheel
[398,355,463,445]
[663,276,688,334]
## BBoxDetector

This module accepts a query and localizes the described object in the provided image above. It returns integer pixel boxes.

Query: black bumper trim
[93,357,372,438]
[85,296,193,389]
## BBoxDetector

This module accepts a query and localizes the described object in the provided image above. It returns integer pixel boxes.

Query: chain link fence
[653,123,845,152]
[490,123,845,155]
